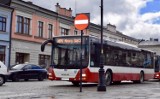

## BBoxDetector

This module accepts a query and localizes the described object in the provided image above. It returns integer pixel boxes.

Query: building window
[16,16,30,35]
[61,28,69,35]
[16,16,23,33]
[0,16,6,32]
[24,18,30,34]
[74,30,78,35]
[38,21,43,37]
[0,46,5,63]
[48,24,53,38]
[39,54,50,68]
[16,52,29,64]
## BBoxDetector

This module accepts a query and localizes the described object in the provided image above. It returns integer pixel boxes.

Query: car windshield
[11,64,26,70]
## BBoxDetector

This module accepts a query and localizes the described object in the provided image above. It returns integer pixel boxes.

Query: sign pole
[74,13,89,92]
[80,30,83,92]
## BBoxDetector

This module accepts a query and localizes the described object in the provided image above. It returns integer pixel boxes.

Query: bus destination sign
[57,38,81,44]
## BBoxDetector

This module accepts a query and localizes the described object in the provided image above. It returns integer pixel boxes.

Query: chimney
[107,23,116,33]
[55,3,72,17]
[154,38,159,41]
[150,38,153,41]
[55,3,60,13]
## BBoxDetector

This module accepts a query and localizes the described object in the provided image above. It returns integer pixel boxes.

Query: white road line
[0,92,35,98]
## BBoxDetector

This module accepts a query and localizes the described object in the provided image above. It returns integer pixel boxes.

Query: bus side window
[90,43,100,67]
[90,43,95,67]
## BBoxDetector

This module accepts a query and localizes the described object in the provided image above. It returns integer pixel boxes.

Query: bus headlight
[156,74,159,77]
[82,74,86,77]
[48,73,52,76]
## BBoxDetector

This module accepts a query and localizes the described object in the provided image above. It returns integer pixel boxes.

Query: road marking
[0,92,35,98]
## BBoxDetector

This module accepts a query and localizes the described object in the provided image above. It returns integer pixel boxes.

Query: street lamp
[97,0,106,91]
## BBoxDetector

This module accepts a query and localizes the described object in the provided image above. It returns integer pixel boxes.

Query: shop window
[16,52,29,64]
[0,46,5,63]
[39,54,50,68]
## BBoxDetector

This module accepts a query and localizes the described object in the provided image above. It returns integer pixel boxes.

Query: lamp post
[97,0,106,91]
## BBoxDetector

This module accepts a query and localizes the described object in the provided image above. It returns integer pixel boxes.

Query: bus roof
[103,40,141,51]
[53,35,154,53]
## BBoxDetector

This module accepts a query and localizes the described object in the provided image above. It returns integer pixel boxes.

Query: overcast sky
[24,0,160,40]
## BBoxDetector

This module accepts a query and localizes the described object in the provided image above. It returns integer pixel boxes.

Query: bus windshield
[53,38,89,69]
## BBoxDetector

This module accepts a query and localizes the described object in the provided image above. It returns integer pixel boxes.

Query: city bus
[42,35,155,85]
[154,55,160,80]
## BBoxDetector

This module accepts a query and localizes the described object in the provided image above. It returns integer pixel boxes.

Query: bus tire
[139,71,144,83]
[105,71,112,86]
[133,72,144,83]
[72,81,79,86]
[113,81,121,84]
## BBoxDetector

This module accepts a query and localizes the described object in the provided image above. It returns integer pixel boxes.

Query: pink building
[9,0,85,68]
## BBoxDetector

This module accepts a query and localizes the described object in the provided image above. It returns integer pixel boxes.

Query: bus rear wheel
[105,71,112,86]
[133,72,144,83]
[139,72,144,83]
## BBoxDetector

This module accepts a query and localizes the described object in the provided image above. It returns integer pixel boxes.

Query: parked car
[8,64,48,82]
[0,61,8,86]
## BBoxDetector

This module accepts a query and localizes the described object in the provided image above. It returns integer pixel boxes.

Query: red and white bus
[42,35,155,85]
[154,55,160,80]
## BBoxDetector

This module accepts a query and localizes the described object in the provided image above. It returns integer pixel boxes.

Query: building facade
[9,1,87,68]
[0,3,13,66]
[9,0,59,68]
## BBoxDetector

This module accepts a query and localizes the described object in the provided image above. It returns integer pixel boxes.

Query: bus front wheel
[71,81,79,86]
[105,71,112,85]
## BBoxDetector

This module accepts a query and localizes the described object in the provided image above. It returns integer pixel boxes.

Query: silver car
[0,61,8,86]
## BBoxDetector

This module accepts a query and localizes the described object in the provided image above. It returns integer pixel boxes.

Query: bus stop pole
[80,30,83,92]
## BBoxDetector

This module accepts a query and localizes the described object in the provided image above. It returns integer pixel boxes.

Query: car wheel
[12,74,19,82]
[38,75,44,81]
[0,76,5,86]
[24,79,29,81]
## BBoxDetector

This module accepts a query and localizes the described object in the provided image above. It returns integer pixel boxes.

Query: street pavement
[0,80,160,99]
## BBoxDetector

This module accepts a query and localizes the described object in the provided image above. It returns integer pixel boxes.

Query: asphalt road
[0,80,160,99]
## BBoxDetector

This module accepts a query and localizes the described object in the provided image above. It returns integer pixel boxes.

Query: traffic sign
[74,14,89,30]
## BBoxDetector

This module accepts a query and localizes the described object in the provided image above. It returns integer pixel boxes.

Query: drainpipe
[8,8,14,71]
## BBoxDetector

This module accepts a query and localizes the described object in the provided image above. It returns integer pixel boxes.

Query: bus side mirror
[41,39,54,52]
